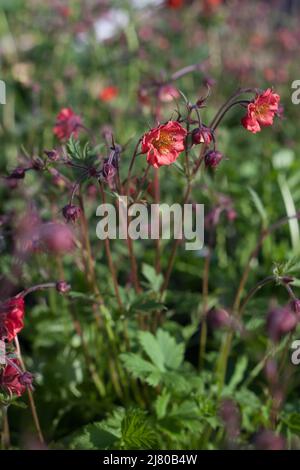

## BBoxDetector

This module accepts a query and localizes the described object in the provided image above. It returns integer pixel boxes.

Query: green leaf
[68,423,118,450]
[247,187,268,227]
[225,356,248,393]
[120,353,160,380]
[156,329,184,370]
[142,264,163,292]
[155,390,171,420]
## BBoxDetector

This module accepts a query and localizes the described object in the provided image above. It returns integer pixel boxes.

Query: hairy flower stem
[14,336,44,444]
[1,406,10,449]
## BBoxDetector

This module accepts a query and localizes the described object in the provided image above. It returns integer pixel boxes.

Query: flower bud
[207,308,230,330]
[192,125,213,145]
[44,149,60,161]
[266,306,297,342]
[7,168,26,179]
[204,150,223,168]
[56,281,71,294]
[102,162,117,182]
[19,371,33,387]
[62,204,81,223]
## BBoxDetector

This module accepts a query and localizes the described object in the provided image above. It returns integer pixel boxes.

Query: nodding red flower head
[204,150,223,168]
[266,306,297,342]
[6,168,26,180]
[53,108,82,141]
[192,125,213,145]
[166,0,184,8]
[0,360,30,397]
[141,121,187,169]
[158,84,180,103]
[62,204,81,223]
[99,86,119,102]
[56,281,71,294]
[0,297,25,342]
[242,88,280,134]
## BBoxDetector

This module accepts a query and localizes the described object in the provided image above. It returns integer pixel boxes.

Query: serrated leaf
[156,329,184,370]
[142,264,163,292]
[138,331,166,372]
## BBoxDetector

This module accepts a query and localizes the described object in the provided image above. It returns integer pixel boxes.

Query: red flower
[0,297,25,342]
[166,0,184,8]
[141,121,187,168]
[242,89,280,134]
[53,108,82,141]
[0,360,28,397]
[99,86,118,102]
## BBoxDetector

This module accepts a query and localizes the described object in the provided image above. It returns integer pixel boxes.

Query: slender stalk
[69,307,106,397]
[159,182,192,299]
[14,336,45,444]
[98,182,124,309]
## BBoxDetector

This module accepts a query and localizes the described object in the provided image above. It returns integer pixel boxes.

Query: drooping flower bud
[207,308,230,330]
[6,168,26,179]
[102,162,117,182]
[62,204,81,223]
[266,306,297,342]
[192,125,213,145]
[204,150,223,168]
[44,149,60,161]
[19,371,33,388]
[56,281,71,294]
